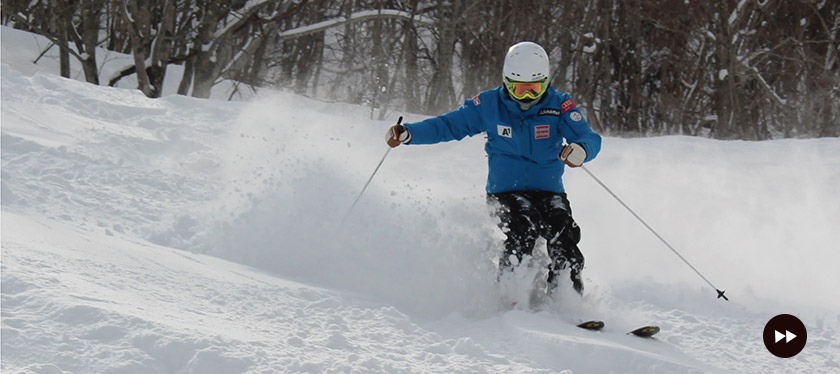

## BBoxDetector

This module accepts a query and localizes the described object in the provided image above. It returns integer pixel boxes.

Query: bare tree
[68,0,104,84]
[3,0,837,138]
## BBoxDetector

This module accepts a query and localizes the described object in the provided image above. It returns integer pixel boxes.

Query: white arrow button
[775,330,797,343]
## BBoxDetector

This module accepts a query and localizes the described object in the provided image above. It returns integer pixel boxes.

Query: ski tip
[628,325,660,338]
[577,320,605,331]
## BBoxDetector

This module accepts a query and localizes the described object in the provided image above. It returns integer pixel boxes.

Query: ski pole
[580,165,728,301]
[338,116,401,230]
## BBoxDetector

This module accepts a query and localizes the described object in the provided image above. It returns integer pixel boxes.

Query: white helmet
[503,42,550,83]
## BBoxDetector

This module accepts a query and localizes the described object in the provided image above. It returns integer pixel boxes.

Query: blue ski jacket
[404,86,601,194]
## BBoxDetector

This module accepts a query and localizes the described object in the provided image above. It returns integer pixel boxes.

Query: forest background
[3,0,838,140]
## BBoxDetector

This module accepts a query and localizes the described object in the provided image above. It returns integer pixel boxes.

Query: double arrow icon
[764,314,806,358]
[774,330,797,343]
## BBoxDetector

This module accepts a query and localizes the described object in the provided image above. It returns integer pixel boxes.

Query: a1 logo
[497,125,513,138]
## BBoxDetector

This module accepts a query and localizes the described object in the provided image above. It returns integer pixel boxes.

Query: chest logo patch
[535,125,550,139]
[497,125,513,138]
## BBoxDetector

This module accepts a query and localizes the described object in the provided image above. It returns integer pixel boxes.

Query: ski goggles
[504,77,548,100]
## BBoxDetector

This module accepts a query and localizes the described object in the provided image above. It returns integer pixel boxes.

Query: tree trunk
[177,57,195,96]
[191,51,217,99]
[712,4,736,139]
[52,0,71,79]
[146,0,175,97]
[78,0,101,84]
[124,0,152,97]
[426,7,457,114]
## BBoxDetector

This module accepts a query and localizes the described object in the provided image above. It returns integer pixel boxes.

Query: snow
[3,26,840,373]
[0,26,247,101]
[728,0,749,26]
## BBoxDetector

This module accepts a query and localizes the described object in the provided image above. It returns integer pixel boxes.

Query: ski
[576,321,661,338]
[577,320,605,331]
[628,325,660,338]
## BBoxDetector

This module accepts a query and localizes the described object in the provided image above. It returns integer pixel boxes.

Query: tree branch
[739,59,787,106]
[9,12,85,61]
[276,9,434,39]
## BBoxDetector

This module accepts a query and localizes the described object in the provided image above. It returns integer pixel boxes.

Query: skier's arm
[562,107,601,163]
[401,98,485,145]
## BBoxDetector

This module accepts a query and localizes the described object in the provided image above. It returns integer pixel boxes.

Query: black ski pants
[488,190,584,290]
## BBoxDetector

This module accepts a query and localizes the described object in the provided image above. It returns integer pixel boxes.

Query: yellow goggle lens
[506,79,547,100]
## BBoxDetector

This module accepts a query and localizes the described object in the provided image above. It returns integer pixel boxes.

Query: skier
[385,41,601,296]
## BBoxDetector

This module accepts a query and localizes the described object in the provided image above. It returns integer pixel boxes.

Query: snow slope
[3,27,840,373]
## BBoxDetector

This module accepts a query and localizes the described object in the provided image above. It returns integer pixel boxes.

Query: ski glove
[385,123,411,148]
[560,143,586,167]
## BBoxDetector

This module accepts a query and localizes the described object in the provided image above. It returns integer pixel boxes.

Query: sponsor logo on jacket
[497,125,513,138]
[561,99,576,113]
[538,108,562,117]
[535,125,550,139]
